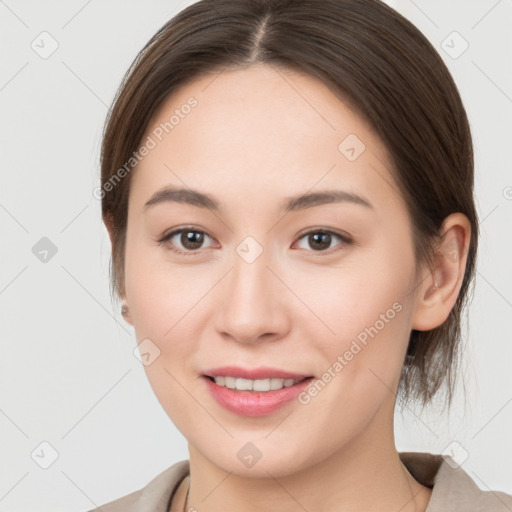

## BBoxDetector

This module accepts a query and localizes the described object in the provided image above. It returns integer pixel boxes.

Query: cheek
[124,229,201,337]
[123,237,217,408]
[296,245,414,347]
[290,240,416,400]
[123,240,206,428]
[285,265,414,454]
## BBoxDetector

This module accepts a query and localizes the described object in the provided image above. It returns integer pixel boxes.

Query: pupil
[310,233,330,250]
[183,231,203,249]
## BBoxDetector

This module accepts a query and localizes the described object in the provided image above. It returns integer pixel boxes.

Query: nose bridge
[216,233,286,342]
[230,233,273,307]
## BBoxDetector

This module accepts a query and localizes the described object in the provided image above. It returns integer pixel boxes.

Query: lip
[202,366,311,380]
[202,375,315,417]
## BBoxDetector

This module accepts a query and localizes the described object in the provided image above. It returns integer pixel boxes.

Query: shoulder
[400,451,512,511]
[85,459,190,512]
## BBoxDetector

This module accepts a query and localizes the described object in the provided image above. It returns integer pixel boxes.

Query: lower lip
[203,376,314,417]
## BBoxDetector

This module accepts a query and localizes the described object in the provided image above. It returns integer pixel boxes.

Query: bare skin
[105,62,470,512]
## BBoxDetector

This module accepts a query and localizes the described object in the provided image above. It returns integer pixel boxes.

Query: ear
[103,213,133,326]
[411,213,471,331]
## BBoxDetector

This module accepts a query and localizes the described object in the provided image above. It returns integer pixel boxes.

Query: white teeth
[236,378,253,390]
[270,378,284,390]
[212,376,304,392]
[224,376,236,389]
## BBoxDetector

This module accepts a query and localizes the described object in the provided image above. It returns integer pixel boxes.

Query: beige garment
[87,452,512,511]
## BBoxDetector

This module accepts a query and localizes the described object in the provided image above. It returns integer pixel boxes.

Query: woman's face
[123,62,424,476]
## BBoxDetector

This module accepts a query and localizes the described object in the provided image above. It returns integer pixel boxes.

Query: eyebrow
[144,186,373,212]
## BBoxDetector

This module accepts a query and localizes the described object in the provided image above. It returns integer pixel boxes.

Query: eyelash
[157,226,353,256]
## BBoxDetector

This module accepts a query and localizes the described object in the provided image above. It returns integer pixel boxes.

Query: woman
[91,0,512,510]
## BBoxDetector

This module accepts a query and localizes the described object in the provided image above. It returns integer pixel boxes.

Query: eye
[293,229,352,253]
[157,227,215,255]
[157,226,353,256]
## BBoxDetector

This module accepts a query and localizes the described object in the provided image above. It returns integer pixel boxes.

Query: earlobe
[103,213,132,325]
[121,302,133,325]
[411,213,471,331]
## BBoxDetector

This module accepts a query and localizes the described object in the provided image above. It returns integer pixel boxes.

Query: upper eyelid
[158,226,215,243]
[295,227,352,241]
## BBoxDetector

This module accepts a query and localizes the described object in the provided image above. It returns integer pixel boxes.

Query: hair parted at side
[100,0,478,409]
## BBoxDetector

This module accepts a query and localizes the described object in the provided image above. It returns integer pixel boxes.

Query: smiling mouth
[204,375,313,392]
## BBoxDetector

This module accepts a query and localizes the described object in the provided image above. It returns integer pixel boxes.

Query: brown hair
[100,0,478,408]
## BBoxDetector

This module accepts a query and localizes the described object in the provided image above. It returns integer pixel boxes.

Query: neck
[181,402,432,512]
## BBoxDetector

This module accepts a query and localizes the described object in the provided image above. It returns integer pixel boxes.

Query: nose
[214,241,291,345]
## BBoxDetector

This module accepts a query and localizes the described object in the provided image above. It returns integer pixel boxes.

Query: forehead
[131,62,400,212]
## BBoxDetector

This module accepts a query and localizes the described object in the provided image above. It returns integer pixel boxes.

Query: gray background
[1,0,511,510]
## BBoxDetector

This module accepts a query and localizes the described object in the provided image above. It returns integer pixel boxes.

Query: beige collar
[94,453,512,512]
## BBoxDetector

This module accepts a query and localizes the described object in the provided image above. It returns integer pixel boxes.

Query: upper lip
[203,366,312,380]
